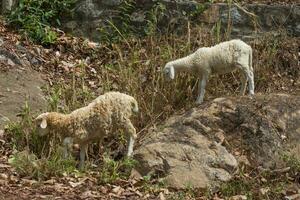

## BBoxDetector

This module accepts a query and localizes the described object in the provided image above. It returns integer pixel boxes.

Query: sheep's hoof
[126,153,133,158]
[249,93,255,99]
[195,100,203,105]
[78,163,85,171]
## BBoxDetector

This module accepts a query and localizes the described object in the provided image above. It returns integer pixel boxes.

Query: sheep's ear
[40,118,47,129]
[169,66,175,79]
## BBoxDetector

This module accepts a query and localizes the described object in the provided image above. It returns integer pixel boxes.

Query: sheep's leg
[63,137,73,159]
[237,61,254,96]
[79,144,87,170]
[196,73,208,105]
[127,135,135,157]
[247,70,255,95]
[122,118,137,157]
[239,71,248,96]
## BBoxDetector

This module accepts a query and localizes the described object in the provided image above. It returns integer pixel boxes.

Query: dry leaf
[0,173,8,179]
[112,186,124,195]
[260,187,270,195]
[159,192,166,200]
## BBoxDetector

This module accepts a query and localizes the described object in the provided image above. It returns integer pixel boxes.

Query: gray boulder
[133,94,300,189]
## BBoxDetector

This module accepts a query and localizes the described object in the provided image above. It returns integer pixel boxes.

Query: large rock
[213,3,300,38]
[0,41,46,129]
[133,94,300,189]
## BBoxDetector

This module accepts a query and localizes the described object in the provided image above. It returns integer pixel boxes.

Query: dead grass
[1,19,299,199]
[7,24,297,163]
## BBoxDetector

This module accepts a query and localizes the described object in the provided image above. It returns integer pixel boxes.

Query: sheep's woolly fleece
[168,39,253,75]
[164,39,253,104]
[39,91,138,142]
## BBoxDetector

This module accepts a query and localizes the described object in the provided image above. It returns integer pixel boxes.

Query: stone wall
[62,1,299,41]
[3,0,299,41]
[62,0,204,41]
[208,3,300,39]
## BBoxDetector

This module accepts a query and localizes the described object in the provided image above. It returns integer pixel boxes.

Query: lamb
[163,39,254,104]
[34,91,139,169]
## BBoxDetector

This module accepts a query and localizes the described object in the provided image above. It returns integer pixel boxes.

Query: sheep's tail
[131,99,139,113]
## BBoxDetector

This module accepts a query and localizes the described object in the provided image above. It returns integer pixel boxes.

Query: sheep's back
[194,40,251,74]
[67,91,137,141]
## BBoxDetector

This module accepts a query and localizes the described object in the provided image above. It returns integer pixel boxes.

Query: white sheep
[34,91,139,169]
[163,39,254,104]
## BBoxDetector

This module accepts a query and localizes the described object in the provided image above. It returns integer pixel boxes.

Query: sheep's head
[163,63,175,80]
[34,112,50,136]
[131,99,139,113]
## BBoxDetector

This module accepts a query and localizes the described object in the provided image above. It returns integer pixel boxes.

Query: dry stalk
[233,1,261,32]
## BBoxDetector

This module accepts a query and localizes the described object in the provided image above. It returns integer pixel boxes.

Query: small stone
[9,175,19,183]
[215,130,225,144]
[261,177,267,183]
[7,59,15,66]
[0,129,4,137]
[260,187,270,195]
[55,51,60,57]
[112,186,124,195]
[238,155,250,166]
[159,192,166,200]
[0,173,8,179]
[285,194,300,200]
[0,180,7,185]
[100,186,108,194]
[229,195,247,200]
[0,37,4,46]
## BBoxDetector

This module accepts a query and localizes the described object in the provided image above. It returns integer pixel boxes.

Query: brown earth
[0,25,46,129]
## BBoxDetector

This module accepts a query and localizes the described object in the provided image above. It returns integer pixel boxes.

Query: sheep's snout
[34,113,49,136]
[36,127,49,136]
[163,65,175,80]
[35,120,49,136]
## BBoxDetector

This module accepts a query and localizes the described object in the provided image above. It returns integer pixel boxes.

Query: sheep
[34,91,139,169]
[163,39,254,104]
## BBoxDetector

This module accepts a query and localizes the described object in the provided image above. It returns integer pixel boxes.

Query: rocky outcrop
[0,39,46,129]
[133,94,300,189]
[204,3,300,39]
[61,1,299,41]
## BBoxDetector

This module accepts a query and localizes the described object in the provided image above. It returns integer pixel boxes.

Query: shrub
[7,0,77,45]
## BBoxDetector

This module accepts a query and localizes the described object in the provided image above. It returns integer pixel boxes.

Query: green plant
[47,85,62,112]
[282,154,300,173]
[98,0,168,43]
[99,154,137,184]
[212,20,222,43]
[144,2,166,35]
[5,101,46,154]
[7,0,77,45]
[184,183,197,198]
[219,177,253,198]
[8,148,77,180]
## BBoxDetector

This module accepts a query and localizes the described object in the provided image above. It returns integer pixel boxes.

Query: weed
[138,175,166,195]
[219,177,253,198]
[47,85,62,112]
[5,101,46,154]
[7,0,77,45]
[8,148,77,180]
[6,101,77,180]
[97,0,208,43]
[282,154,300,173]
[99,153,137,184]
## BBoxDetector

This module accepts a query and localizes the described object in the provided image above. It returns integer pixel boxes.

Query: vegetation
[0,0,299,199]
[98,0,207,43]
[7,0,77,45]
